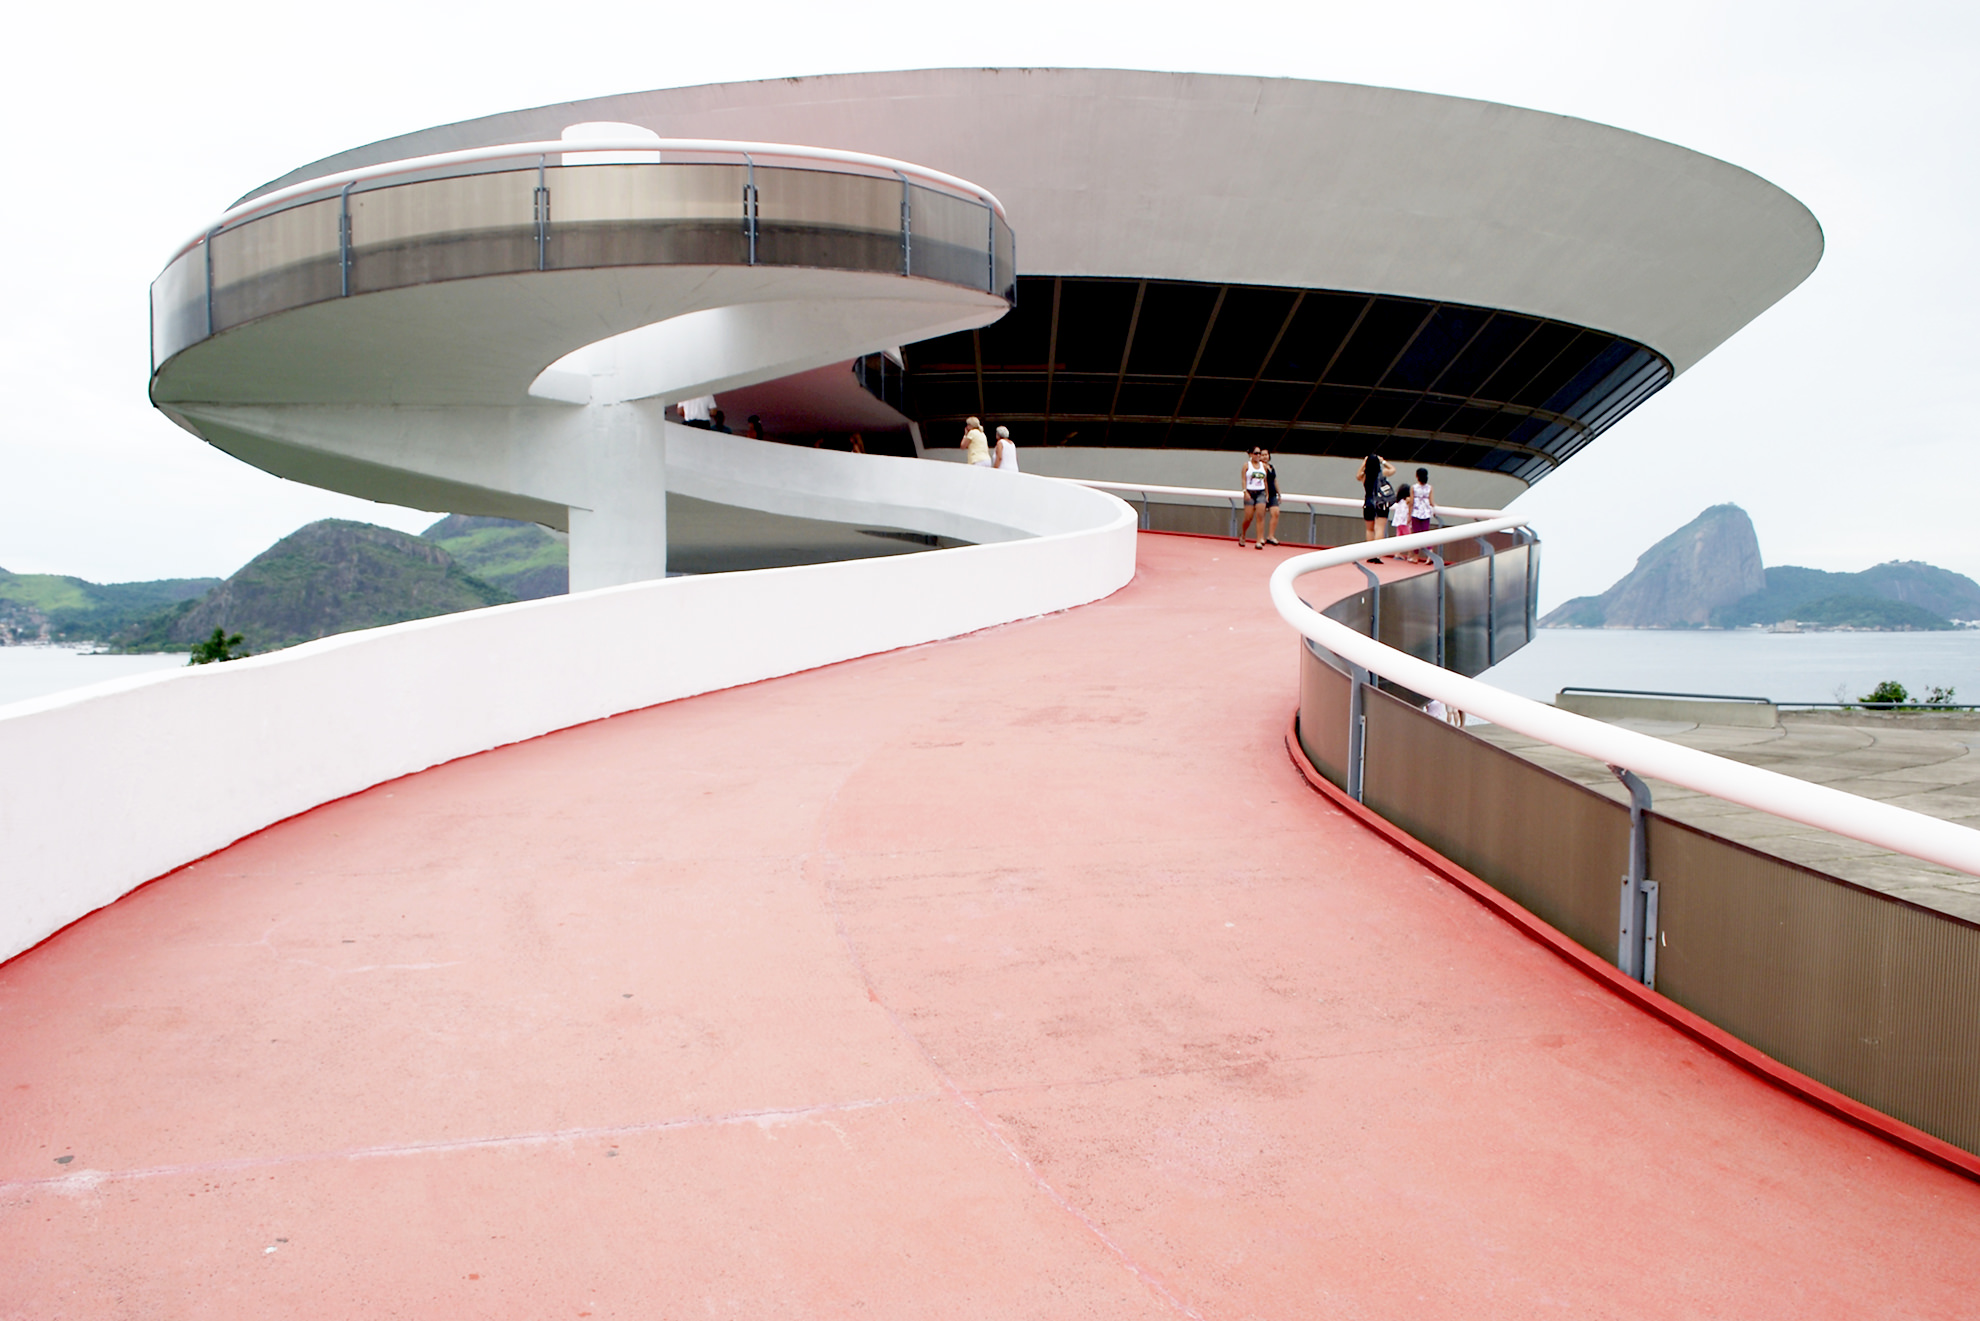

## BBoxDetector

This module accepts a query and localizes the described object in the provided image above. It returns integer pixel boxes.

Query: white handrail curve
[174,138,1008,263]
[1270,521,1980,878]
[1067,477,1503,522]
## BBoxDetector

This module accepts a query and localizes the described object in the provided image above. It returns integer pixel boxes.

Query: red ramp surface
[3,535,1977,1317]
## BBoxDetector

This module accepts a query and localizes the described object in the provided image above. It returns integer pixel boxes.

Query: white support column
[568,399,669,591]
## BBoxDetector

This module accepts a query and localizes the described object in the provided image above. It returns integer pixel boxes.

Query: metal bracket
[203,226,217,338]
[338,182,354,296]
[1357,561,1381,643]
[533,155,549,271]
[983,194,995,293]
[1348,664,1369,802]
[1431,547,1446,669]
[1609,765,1658,987]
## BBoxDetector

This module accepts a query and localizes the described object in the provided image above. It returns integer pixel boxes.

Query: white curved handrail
[1067,477,1503,522]
[1270,520,1980,878]
[173,138,1008,262]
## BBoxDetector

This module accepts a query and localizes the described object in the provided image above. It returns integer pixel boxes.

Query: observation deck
[149,136,1017,589]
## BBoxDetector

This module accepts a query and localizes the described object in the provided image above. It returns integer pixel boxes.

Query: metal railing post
[1432,547,1446,669]
[338,182,354,296]
[533,156,549,271]
[895,170,911,276]
[1307,502,1318,546]
[983,195,995,293]
[1360,561,1382,646]
[1348,664,1368,802]
[1609,766,1658,987]
[203,227,216,339]
[1480,537,1497,666]
[1228,497,1239,538]
[743,154,759,265]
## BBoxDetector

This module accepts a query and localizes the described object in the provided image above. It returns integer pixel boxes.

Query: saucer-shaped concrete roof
[256,68,1823,378]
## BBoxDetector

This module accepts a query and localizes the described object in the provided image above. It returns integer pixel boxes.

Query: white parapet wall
[0,450,1136,964]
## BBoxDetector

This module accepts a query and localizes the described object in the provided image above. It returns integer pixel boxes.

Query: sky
[0,0,1972,610]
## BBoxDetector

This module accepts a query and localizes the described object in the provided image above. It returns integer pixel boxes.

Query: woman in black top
[1355,452,1396,555]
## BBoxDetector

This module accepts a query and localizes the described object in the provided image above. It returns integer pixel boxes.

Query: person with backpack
[1355,452,1397,560]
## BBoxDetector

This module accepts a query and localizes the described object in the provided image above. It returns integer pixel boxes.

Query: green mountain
[1710,562,1980,627]
[0,569,219,645]
[1544,506,1977,632]
[420,515,567,599]
[115,520,514,654]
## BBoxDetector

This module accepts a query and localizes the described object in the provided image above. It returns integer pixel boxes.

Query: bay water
[0,647,189,708]
[1481,627,1980,706]
[6,628,1979,713]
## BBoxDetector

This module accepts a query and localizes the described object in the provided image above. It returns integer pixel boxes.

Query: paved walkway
[4,535,1977,1318]
[1473,712,1980,922]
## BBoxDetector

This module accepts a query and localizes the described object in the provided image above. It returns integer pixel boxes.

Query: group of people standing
[1236,448,1439,555]
[960,417,1020,472]
[1356,453,1437,562]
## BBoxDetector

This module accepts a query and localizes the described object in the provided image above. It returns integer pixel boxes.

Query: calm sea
[0,647,188,708]
[6,629,1979,713]
[1481,628,1980,706]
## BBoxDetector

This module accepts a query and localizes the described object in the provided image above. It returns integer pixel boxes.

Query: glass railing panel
[210,196,342,333]
[151,154,1011,369]
[1443,554,1492,677]
[548,162,744,224]
[349,169,538,246]
[151,245,210,367]
[1491,543,1530,661]
[1380,569,1441,667]
[907,184,992,291]
[546,162,749,269]
[754,166,903,274]
[1298,638,1353,789]
[348,169,538,292]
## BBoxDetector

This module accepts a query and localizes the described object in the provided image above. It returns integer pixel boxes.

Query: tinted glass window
[1196,286,1297,379]
[1327,300,1432,387]
[1127,282,1221,375]
[1054,280,1140,373]
[1264,293,1366,382]
[1384,305,1489,392]
[899,277,1669,487]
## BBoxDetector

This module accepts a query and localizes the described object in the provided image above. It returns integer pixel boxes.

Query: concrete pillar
[568,399,669,592]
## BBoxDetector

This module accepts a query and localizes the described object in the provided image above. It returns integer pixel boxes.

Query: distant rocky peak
[1544,504,1765,629]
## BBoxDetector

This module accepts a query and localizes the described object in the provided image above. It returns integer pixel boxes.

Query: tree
[188,627,247,665]
[1856,680,1959,710]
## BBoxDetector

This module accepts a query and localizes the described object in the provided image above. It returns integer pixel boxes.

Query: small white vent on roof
[560,121,662,166]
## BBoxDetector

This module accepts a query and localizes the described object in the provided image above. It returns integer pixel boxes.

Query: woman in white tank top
[992,426,1019,472]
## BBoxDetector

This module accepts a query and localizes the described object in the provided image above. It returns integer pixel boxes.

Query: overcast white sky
[0,0,1972,608]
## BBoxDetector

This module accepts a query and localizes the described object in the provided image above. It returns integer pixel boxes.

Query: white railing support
[1270,521,1980,879]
